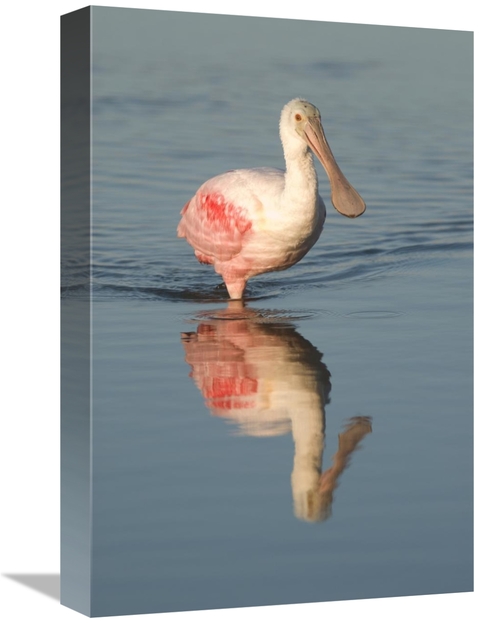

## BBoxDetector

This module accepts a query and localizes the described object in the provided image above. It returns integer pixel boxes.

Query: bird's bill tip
[331,187,366,218]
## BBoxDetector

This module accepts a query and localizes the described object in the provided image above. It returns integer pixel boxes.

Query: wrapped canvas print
[61,5,473,617]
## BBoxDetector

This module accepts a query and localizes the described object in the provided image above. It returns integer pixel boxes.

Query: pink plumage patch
[199,192,252,235]
[205,376,258,411]
[195,251,213,265]
[206,376,258,399]
[178,188,253,265]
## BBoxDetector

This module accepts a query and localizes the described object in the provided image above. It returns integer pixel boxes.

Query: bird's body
[178,99,365,299]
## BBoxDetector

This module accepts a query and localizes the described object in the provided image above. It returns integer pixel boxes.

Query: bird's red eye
[295,113,302,121]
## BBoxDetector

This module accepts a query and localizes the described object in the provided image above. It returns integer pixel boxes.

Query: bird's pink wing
[177,175,255,264]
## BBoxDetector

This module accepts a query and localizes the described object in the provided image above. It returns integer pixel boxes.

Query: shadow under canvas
[3,574,60,601]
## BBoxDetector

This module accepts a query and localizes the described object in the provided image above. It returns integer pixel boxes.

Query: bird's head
[280,98,366,218]
[280,98,321,151]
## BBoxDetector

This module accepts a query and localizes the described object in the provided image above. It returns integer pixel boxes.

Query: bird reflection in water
[181,302,372,522]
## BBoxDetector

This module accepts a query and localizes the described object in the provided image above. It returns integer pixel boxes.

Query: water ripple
[61,230,472,301]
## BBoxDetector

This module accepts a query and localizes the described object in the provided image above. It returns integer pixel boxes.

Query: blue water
[62,7,473,617]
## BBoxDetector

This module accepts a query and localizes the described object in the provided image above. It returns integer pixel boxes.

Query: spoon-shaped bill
[304,117,366,218]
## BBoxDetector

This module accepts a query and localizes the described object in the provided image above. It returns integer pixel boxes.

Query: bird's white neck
[281,140,319,212]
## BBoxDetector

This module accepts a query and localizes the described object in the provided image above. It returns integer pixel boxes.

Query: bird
[177,98,365,299]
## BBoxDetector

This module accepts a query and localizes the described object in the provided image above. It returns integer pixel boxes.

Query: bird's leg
[225,278,247,300]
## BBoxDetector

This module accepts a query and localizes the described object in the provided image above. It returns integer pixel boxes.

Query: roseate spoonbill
[177,98,365,299]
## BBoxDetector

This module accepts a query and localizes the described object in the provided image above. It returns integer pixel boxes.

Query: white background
[1,1,497,621]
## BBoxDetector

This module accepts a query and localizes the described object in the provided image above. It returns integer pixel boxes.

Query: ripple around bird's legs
[186,303,338,324]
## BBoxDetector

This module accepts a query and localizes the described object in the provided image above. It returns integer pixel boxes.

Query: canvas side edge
[60,6,92,617]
